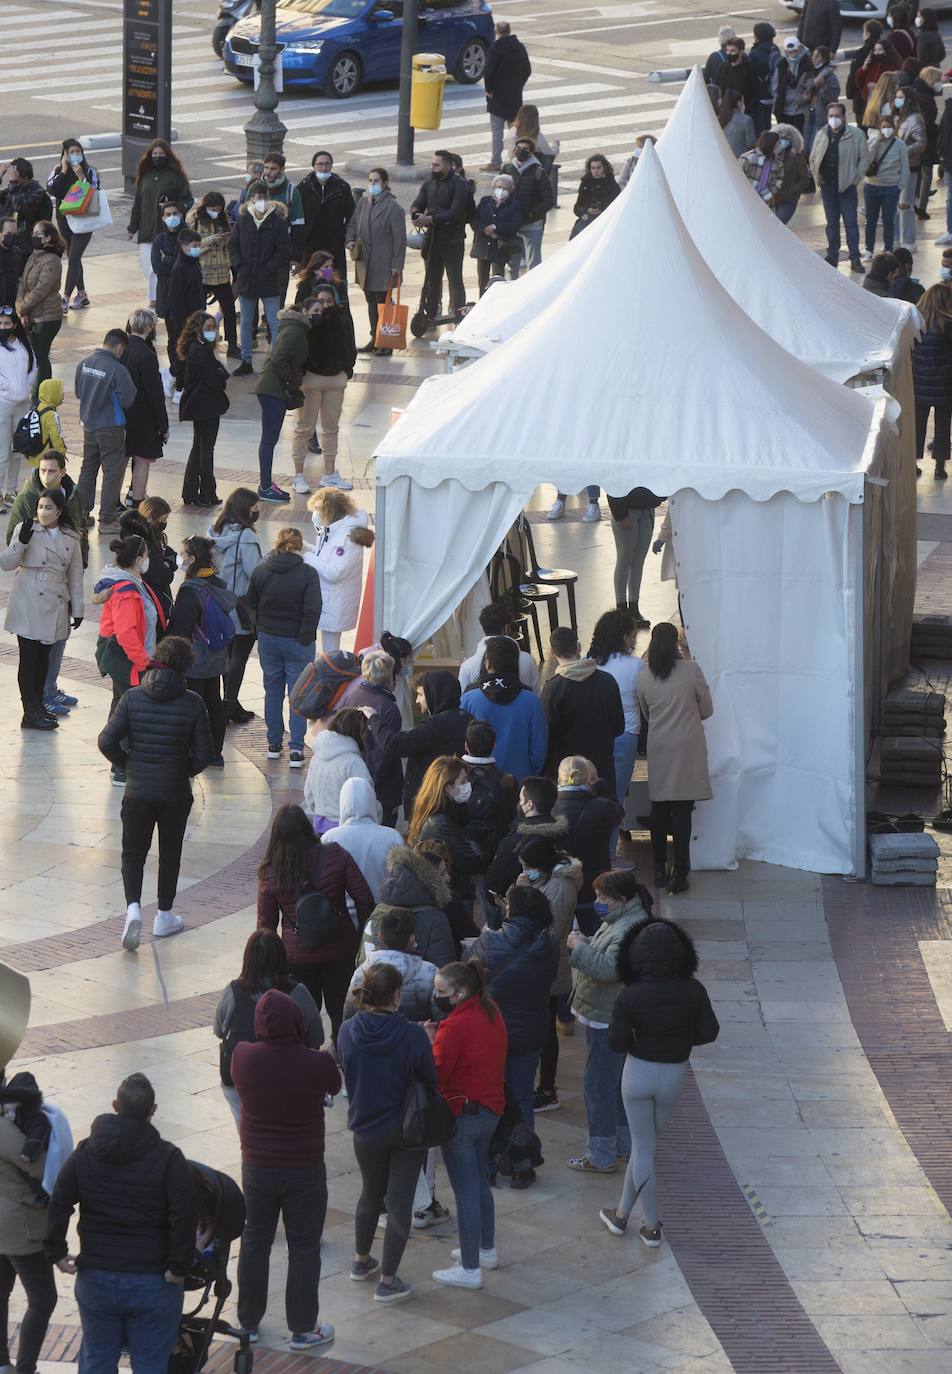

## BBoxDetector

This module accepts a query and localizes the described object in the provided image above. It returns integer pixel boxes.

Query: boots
[936,461,948,481]
[21,700,57,731]
[225,700,255,725]
[629,604,651,629]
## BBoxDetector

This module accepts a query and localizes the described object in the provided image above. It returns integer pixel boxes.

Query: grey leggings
[617,1056,688,1227]
[610,508,654,607]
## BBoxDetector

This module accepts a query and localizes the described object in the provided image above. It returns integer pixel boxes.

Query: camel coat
[1,523,84,643]
[637,658,713,802]
[346,189,407,292]
[15,249,64,324]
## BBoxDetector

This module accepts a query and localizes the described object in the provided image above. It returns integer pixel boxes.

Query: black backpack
[466,766,505,859]
[291,848,340,948]
[219,981,256,1088]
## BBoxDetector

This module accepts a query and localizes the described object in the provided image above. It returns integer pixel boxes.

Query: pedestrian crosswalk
[2,0,684,188]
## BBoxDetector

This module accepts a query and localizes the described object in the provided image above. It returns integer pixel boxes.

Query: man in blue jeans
[45,1073,194,1374]
[808,101,869,273]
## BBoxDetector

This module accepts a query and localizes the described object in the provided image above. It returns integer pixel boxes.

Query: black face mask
[152,154,167,166]
[1,234,14,248]
[250,510,260,523]
[0,327,14,340]
[433,994,456,1015]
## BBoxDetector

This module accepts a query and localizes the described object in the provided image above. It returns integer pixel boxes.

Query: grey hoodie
[207,520,262,633]
[74,348,137,431]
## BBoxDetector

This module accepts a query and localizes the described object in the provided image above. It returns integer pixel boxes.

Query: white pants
[138,241,157,302]
[0,398,27,495]
[320,629,342,652]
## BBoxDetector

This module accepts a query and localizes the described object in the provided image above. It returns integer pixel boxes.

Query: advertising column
[122,0,172,191]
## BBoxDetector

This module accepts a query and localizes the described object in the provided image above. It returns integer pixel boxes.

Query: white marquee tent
[375,144,896,876]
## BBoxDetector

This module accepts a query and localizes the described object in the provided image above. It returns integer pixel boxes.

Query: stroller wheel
[410,312,430,338]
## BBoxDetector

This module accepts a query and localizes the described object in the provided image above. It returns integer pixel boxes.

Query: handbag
[94,634,132,687]
[60,179,95,216]
[68,187,112,235]
[401,1076,457,1149]
[374,278,408,350]
[230,527,256,632]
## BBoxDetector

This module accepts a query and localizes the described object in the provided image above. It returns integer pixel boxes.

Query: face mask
[433,994,456,1015]
[593,901,611,918]
[448,780,472,804]
[186,245,201,258]
[253,199,267,214]
[1,234,14,247]
[32,237,44,248]
[523,867,541,882]
[895,96,906,108]
[942,267,952,281]
[493,187,508,201]
[882,101,891,115]
[315,170,331,182]
[311,511,324,529]
[632,148,642,160]
[152,153,167,165]
[206,207,221,219]
[369,182,383,196]
[874,47,885,57]
[317,265,333,281]
[886,15,894,24]
[727,51,740,62]
[829,115,844,129]
[880,126,894,137]
[777,138,791,150]
[916,15,924,25]
[250,509,260,523]
[68,153,83,166]
[164,215,180,229]
[515,149,531,162]
[36,506,58,527]
[139,557,150,575]
[202,329,217,342]
[936,83,945,94]
[0,326,13,338]
[176,552,191,570]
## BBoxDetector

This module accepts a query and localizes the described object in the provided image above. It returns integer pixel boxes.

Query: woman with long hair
[168,533,237,763]
[738,131,784,208]
[570,154,620,239]
[186,190,239,358]
[122,307,168,505]
[509,105,560,171]
[636,623,713,894]
[47,137,100,310]
[912,282,952,478]
[717,90,755,157]
[257,802,373,1043]
[118,495,175,620]
[127,138,192,306]
[304,487,373,650]
[600,916,719,1247]
[302,707,372,828]
[210,486,263,724]
[178,310,229,508]
[214,927,325,1123]
[0,308,36,509]
[427,958,507,1288]
[588,606,642,844]
[406,755,486,902]
[2,485,82,731]
[290,286,357,493]
[94,531,166,770]
[294,249,338,303]
[252,300,312,504]
[345,167,407,353]
[15,222,64,399]
[894,84,926,248]
[337,963,435,1304]
[862,69,900,128]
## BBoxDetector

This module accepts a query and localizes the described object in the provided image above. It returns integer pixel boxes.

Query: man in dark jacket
[369,668,471,816]
[715,38,763,113]
[486,774,568,897]
[0,159,53,250]
[98,634,213,951]
[75,329,138,535]
[229,188,292,374]
[502,138,556,269]
[749,23,781,135]
[297,151,356,283]
[553,758,623,933]
[483,22,532,172]
[410,151,469,320]
[46,1072,195,1374]
[798,0,842,58]
[233,990,341,1350]
[165,229,205,384]
[0,216,24,307]
[542,628,625,792]
[246,536,321,765]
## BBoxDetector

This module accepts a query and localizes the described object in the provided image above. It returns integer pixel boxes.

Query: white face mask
[448,780,472,804]
[880,125,895,137]
[315,170,331,182]
[916,14,924,24]
[829,116,844,129]
[252,198,267,214]
[176,552,191,570]
[138,556,150,575]
[206,207,220,219]
[311,511,324,530]
[936,83,946,94]
[493,187,508,201]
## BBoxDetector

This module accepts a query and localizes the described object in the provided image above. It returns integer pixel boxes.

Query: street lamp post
[245,0,287,161]
[396,0,418,166]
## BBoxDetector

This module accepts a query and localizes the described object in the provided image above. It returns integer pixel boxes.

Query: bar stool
[518,514,579,636]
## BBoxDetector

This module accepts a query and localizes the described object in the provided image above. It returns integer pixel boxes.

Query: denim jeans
[582,1024,631,1169]
[489,113,506,168]
[257,392,288,490]
[610,730,638,855]
[819,182,859,263]
[44,635,67,698]
[239,294,279,364]
[75,1269,183,1374]
[505,1049,540,1132]
[774,199,798,225]
[257,631,314,750]
[945,171,952,234]
[863,182,900,253]
[519,223,545,270]
[237,1162,327,1334]
[441,1106,499,1268]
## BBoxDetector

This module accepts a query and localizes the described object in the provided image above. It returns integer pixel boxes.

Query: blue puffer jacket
[470,914,559,1055]
[912,322,952,408]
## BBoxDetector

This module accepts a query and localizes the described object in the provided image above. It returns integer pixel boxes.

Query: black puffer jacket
[552,787,624,904]
[608,918,720,1063]
[97,664,214,799]
[486,813,569,898]
[372,845,456,967]
[410,172,469,242]
[370,669,472,813]
[119,511,177,621]
[45,1114,195,1276]
[470,915,559,1054]
[303,307,357,378]
[417,803,486,901]
[912,321,952,407]
[297,171,356,265]
[229,204,292,299]
[247,551,321,643]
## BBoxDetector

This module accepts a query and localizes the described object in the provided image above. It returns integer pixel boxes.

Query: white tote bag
[69,187,113,234]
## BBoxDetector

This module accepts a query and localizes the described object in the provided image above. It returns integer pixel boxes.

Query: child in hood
[304,487,374,652]
[31,378,66,462]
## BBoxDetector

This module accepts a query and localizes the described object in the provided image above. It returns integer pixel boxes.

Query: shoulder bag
[291,848,341,948]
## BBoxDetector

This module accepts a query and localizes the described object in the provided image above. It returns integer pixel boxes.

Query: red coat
[257,841,373,967]
[433,994,508,1116]
[98,580,167,684]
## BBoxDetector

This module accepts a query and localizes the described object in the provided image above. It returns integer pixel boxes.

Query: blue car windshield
[277,0,368,16]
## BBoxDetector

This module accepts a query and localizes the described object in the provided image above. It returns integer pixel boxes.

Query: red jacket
[257,840,374,966]
[98,580,167,684]
[433,994,508,1116]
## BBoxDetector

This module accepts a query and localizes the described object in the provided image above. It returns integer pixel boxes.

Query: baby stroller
[168,1162,250,1374]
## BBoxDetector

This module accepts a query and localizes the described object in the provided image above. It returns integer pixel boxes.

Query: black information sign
[122,0,172,186]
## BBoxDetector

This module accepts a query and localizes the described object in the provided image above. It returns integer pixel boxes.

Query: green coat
[570,896,645,1024]
[253,310,311,400]
[8,470,88,568]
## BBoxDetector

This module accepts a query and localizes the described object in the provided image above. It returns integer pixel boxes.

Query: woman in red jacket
[257,803,373,1045]
[427,958,507,1290]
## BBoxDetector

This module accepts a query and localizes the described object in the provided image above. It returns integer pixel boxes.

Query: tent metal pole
[374,480,386,641]
[851,499,867,879]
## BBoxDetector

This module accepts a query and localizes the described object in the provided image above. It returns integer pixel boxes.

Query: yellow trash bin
[410,52,446,130]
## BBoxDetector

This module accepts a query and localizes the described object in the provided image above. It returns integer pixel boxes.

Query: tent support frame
[374,479,386,642]
[851,500,867,878]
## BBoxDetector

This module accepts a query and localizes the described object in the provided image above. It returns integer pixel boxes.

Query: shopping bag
[374,278,408,350]
[69,188,112,235]
[60,179,95,216]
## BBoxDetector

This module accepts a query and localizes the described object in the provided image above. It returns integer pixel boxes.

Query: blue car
[223,0,494,98]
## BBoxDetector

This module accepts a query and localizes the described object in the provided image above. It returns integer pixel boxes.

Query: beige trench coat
[637,657,713,802]
[346,189,407,293]
[1,523,84,644]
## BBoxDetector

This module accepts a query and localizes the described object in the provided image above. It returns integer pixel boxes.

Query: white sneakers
[935,232,952,245]
[432,1264,482,1289]
[292,474,311,494]
[582,501,601,523]
[122,903,142,952]
[451,1246,497,1269]
[546,497,565,521]
[153,911,184,939]
[319,472,353,491]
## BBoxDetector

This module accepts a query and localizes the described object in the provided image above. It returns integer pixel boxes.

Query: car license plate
[234,52,255,66]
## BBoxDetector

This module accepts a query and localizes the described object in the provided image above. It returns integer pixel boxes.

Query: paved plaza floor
[4,180,952,1374]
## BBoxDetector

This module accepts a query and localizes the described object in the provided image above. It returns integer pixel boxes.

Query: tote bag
[69,187,113,235]
[374,278,408,350]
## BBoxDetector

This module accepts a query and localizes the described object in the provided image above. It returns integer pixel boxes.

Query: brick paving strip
[656,1073,843,1374]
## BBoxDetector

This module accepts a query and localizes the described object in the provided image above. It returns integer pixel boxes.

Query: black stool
[519,515,579,636]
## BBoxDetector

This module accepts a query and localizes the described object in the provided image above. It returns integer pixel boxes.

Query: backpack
[290,650,360,720]
[291,848,341,948]
[466,766,506,858]
[12,406,51,457]
[191,582,236,655]
[219,981,256,1088]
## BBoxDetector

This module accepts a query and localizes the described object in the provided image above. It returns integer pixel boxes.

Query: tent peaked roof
[377,143,881,505]
[655,66,909,381]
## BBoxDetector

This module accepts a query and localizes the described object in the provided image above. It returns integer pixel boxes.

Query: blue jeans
[441,1106,499,1268]
[44,635,67,698]
[819,182,859,263]
[505,1049,540,1132]
[239,294,279,364]
[257,392,287,490]
[610,730,638,855]
[76,1270,183,1374]
[582,1024,631,1169]
[257,631,314,749]
[864,182,900,253]
[774,199,798,225]
[519,223,545,270]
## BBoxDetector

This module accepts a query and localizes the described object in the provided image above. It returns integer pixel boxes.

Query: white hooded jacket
[304,508,372,632]
[321,776,404,901]
[303,727,372,824]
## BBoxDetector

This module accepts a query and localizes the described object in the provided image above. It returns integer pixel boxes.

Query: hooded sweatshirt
[369,668,472,813]
[460,677,548,781]
[45,1113,194,1275]
[320,776,403,900]
[207,519,262,632]
[303,728,372,826]
[541,658,626,790]
[35,378,65,456]
[231,989,341,1168]
[336,1009,435,1139]
[94,564,164,678]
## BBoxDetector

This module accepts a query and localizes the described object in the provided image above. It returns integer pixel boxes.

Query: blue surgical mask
[369,182,383,196]
[186,245,202,258]
[315,170,331,182]
[593,901,611,918]
[164,215,181,229]
[523,868,541,882]
[68,153,83,166]
[942,267,952,281]
[202,329,217,343]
